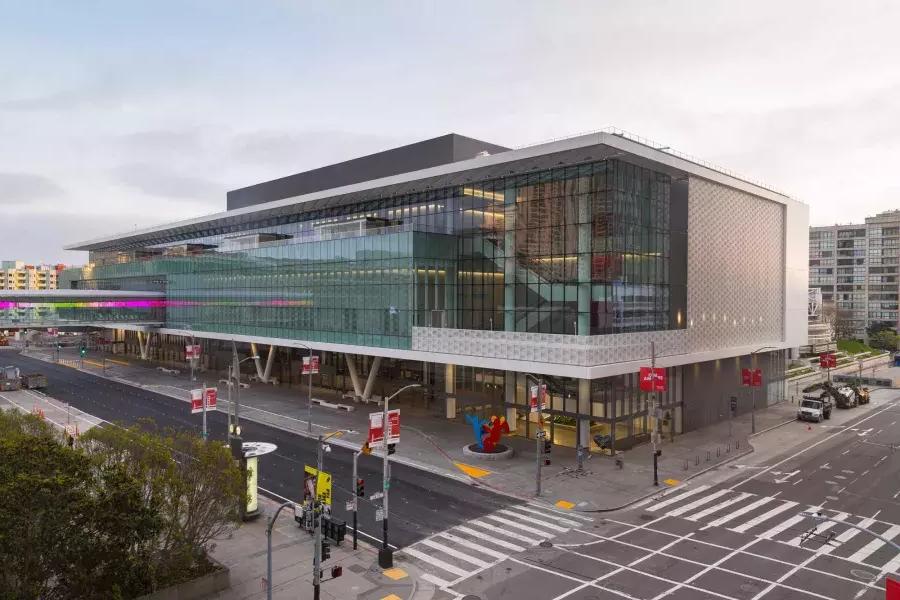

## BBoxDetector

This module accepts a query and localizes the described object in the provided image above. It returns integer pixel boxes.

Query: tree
[822,304,857,341]
[869,330,899,352]
[866,320,895,338]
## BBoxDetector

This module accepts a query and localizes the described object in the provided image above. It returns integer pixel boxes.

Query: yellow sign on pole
[304,465,332,507]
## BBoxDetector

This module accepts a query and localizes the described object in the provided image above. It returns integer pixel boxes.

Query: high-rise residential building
[0,261,65,290]
[41,130,806,451]
[809,210,900,338]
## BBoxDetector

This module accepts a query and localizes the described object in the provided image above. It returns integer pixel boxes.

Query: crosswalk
[400,502,592,589]
[644,486,900,571]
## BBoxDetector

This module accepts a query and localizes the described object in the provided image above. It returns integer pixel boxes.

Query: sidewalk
[209,495,444,600]
[21,346,898,511]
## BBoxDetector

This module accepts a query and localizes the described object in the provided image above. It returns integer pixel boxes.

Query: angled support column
[251,343,276,382]
[345,354,363,398]
[445,363,456,419]
[362,356,382,401]
[137,331,150,360]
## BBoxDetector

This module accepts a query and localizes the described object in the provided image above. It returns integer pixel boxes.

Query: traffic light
[543,439,552,466]
[387,443,396,455]
[356,478,365,497]
[330,565,342,579]
[321,539,331,562]
[79,344,87,357]
[361,441,372,455]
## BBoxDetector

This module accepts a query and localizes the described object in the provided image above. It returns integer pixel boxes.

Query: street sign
[205,388,217,411]
[185,344,201,360]
[369,491,384,501]
[819,352,837,368]
[368,409,400,448]
[190,388,204,414]
[302,355,320,375]
[303,465,332,507]
[639,367,667,392]
[375,508,385,522]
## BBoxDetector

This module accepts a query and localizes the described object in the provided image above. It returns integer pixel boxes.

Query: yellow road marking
[555,500,576,510]
[381,595,403,600]
[323,430,344,438]
[664,478,681,487]
[106,358,130,366]
[454,462,491,478]
[382,568,408,581]
[83,360,105,368]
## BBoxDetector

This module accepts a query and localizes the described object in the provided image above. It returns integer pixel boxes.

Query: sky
[2,0,899,264]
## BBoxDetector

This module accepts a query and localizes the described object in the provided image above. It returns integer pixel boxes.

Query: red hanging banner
[639,367,667,392]
[742,368,763,387]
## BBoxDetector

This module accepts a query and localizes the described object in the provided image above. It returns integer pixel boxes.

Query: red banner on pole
[639,367,667,392]
[302,355,320,375]
[742,368,763,387]
[368,409,400,448]
[819,353,836,369]
[190,389,204,414]
[205,388,217,411]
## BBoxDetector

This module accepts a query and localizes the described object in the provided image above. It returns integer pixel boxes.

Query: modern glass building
[60,131,808,451]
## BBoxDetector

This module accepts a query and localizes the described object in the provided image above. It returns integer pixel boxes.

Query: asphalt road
[1,352,521,550]
[438,393,900,600]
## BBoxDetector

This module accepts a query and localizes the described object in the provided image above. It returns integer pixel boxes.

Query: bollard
[683,459,688,471]
[736,440,740,450]
[717,447,721,458]
[706,450,711,462]
[695,455,700,466]
[727,441,731,453]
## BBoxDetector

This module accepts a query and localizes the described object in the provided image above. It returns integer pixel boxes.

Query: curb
[749,417,798,438]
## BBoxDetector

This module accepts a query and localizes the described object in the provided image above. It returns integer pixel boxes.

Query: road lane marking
[730,500,799,534]
[403,547,470,578]
[665,489,731,517]
[846,524,900,564]
[469,520,539,545]
[418,538,492,568]
[496,509,569,532]
[507,505,580,527]
[686,492,753,522]
[437,532,508,561]
[708,495,778,528]
[420,573,451,588]
[482,514,556,537]
[454,526,525,552]
[645,485,710,511]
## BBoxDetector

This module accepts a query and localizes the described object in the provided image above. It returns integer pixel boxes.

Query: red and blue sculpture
[465,413,510,453]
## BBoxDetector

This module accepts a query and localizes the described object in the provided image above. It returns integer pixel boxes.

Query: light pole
[266,500,295,600]
[379,383,421,568]
[297,342,315,434]
[524,374,546,497]
[229,340,259,441]
[749,346,776,434]
[313,430,342,600]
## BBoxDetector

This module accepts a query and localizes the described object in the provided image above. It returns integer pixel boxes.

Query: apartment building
[809,210,900,338]
[0,261,65,290]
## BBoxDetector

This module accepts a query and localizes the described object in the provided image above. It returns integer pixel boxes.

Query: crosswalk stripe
[824,516,876,554]
[806,513,850,552]
[730,501,799,534]
[645,485,710,512]
[419,538,492,568]
[420,572,452,588]
[496,509,569,532]
[787,512,846,548]
[483,514,556,538]
[402,546,471,578]
[757,513,807,540]
[455,526,526,552]
[509,505,581,527]
[878,548,900,574]
[686,492,753,522]
[708,495,776,528]
[438,532,508,561]
[526,501,594,522]
[847,524,900,564]
[469,520,540,545]
[666,489,731,517]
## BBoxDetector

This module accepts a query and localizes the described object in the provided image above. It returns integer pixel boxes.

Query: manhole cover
[851,569,876,581]
[539,541,553,548]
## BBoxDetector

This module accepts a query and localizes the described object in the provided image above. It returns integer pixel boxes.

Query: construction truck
[803,381,854,410]
[0,335,8,347]
[0,366,48,391]
[850,385,871,405]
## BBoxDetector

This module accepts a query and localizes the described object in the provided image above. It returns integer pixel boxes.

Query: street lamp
[749,346,777,434]
[379,383,421,569]
[312,429,343,600]
[229,339,259,441]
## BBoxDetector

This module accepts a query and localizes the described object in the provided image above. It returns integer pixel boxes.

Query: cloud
[110,163,224,202]
[0,172,64,204]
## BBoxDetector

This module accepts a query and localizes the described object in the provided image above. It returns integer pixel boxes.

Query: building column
[505,370,517,432]
[577,194,591,335]
[362,356,382,400]
[578,378,591,450]
[137,331,150,360]
[503,187,517,332]
[345,354,363,398]
[445,363,456,419]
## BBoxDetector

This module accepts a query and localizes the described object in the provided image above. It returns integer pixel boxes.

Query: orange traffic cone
[807,424,812,431]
